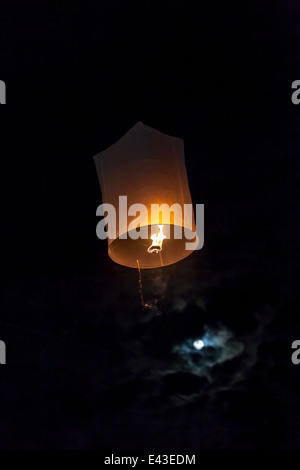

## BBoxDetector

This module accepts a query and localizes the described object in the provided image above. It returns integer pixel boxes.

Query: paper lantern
[93,122,197,269]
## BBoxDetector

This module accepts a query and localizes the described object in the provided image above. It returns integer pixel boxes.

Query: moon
[193,339,205,350]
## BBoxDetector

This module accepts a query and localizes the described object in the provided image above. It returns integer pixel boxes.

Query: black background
[0,0,299,449]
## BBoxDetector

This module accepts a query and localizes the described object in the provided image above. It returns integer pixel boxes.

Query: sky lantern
[93,122,197,270]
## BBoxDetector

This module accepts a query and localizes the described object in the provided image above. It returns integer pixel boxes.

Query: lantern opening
[147,224,166,254]
[108,224,197,269]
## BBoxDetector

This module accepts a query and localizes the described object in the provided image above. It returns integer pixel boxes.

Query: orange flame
[147,225,166,254]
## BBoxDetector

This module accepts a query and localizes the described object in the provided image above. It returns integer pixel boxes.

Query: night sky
[0,1,300,450]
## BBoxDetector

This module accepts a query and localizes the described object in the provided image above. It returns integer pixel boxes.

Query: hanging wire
[136,259,145,308]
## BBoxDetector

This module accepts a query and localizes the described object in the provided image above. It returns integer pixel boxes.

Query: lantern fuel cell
[93,122,198,269]
[147,225,166,254]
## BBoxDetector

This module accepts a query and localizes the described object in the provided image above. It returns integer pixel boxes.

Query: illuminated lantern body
[94,122,197,269]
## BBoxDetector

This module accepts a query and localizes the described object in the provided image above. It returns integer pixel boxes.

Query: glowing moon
[193,339,204,350]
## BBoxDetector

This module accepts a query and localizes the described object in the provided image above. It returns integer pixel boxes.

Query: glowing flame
[147,224,166,254]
